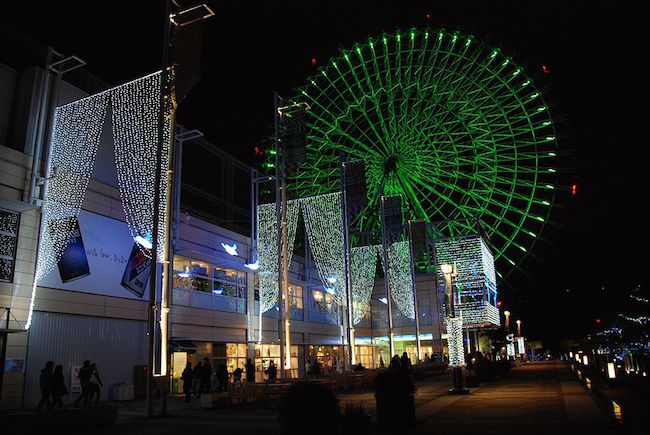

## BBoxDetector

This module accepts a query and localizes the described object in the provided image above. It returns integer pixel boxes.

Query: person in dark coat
[245,358,255,383]
[51,365,68,409]
[217,362,228,392]
[37,361,54,411]
[193,361,203,397]
[233,367,243,382]
[311,359,322,376]
[74,360,92,407]
[88,363,104,404]
[201,357,213,393]
[265,360,277,382]
[181,362,194,402]
[400,352,413,372]
[389,355,402,370]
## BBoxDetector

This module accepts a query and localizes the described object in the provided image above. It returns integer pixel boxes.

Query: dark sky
[2,1,647,347]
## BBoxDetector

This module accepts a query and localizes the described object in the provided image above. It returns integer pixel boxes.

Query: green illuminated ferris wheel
[289,28,558,276]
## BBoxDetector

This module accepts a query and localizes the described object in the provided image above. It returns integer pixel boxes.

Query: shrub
[279,382,339,435]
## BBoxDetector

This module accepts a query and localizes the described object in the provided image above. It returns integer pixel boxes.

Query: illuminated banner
[40,210,151,300]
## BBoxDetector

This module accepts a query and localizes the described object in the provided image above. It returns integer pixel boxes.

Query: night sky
[2,1,647,348]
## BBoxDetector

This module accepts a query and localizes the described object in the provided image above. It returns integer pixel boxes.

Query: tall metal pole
[379,196,395,358]
[339,157,354,369]
[147,0,172,418]
[407,220,422,363]
[274,93,286,379]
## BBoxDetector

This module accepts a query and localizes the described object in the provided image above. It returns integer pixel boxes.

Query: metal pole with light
[146,1,214,418]
[340,159,355,369]
[380,196,395,359]
[503,310,511,332]
[516,319,522,337]
[441,263,468,394]
[407,220,422,362]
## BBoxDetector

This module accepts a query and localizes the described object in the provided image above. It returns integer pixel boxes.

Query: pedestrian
[245,358,255,383]
[201,357,213,393]
[233,367,243,383]
[37,361,54,411]
[389,355,401,370]
[265,360,277,382]
[400,352,412,371]
[217,362,228,392]
[311,359,321,376]
[74,360,92,407]
[379,356,385,368]
[193,361,203,397]
[354,362,365,372]
[51,364,68,409]
[88,363,103,404]
[181,362,194,402]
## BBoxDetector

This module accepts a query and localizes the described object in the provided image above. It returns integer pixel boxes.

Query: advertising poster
[40,210,151,300]
[70,365,81,393]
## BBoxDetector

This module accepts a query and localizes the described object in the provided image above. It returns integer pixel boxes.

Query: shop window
[0,210,19,283]
[254,344,299,380]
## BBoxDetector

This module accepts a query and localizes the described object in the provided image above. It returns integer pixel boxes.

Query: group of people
[389,352,414,372]
[37,359,103,411]
[180,357,213,402]
[181,357,276,402]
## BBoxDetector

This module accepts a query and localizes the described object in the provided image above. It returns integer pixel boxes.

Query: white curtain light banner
[26,92,110,329]
[349,245,381,325]
[257,200,300,314]
[446,316,466,366]
[112,71,172,262]
[381,240,416,319]
[300,192,347,306]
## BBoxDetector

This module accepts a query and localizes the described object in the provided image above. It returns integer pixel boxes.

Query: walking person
[193,361,203,397]
[217,362,228,392]
[201,357,213,393]
[265,360,277,383]
[400,352,412,372]
[88,363,103,404]
[74,360,92,407]
[181,362,194,402]
[245,358,255,383]
[51,364,68,409]
[36,361,54,411]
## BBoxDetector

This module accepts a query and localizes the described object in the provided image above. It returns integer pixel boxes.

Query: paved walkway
[415,361,620,435]
[93,361,619,434]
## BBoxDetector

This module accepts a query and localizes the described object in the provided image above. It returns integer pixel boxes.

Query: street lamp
[441,263,468,394]
[516,319,522,337]
[503,310,511,331]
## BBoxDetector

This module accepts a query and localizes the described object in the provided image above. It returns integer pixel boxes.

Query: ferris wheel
[289,28,558,277]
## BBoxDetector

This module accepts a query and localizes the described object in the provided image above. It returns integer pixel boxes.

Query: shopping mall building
[0,33,463,409]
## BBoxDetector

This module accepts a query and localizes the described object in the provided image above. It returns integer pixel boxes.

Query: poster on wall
[40,210,151,299]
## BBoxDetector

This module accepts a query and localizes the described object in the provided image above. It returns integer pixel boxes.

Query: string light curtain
[27,92,110,328]
[349,245,380,325]
[446,317,466,366]
[112,71,172,262]
[257,201,300,313]
[380,240,416,319]
[300,192,347,306]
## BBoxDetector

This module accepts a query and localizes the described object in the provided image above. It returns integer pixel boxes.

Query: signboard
[70,365,82,393]
[40,210,151,300]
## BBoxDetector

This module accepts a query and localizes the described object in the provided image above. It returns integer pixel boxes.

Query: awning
[171,340,197,351]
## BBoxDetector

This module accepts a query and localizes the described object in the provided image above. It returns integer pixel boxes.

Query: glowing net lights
[256,201,300,313]
[27,92,110,328]
[301,192,347,306]
[446,317,466,366]
[350,245,381,325]
[435,235,500,327]
[112,71,172,262]
[380,241,415,320]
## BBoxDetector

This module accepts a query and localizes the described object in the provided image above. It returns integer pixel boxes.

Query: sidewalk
[415,361,621,435]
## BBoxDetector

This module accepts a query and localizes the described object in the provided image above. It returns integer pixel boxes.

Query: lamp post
[441,263,468,394]
[503,310,511,331]
[516,319,522,337]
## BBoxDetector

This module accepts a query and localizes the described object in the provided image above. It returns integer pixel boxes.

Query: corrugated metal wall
[24,311,146,407]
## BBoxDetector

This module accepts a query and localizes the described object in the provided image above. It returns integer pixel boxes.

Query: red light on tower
[542,65,550,75]
[497,300,502,307]
[595,318,601,324]
[254,146,260,155]
[311,57,317,66]
[571,184,577,196]
[425,13,432,21]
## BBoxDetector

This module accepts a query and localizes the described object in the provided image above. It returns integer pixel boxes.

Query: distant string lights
[350,245,381,325]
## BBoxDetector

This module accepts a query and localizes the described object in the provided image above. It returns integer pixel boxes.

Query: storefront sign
[4,358,25,373]
[70,365,82,393]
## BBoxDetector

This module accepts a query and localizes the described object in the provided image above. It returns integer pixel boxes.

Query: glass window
[289,285,303,309]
